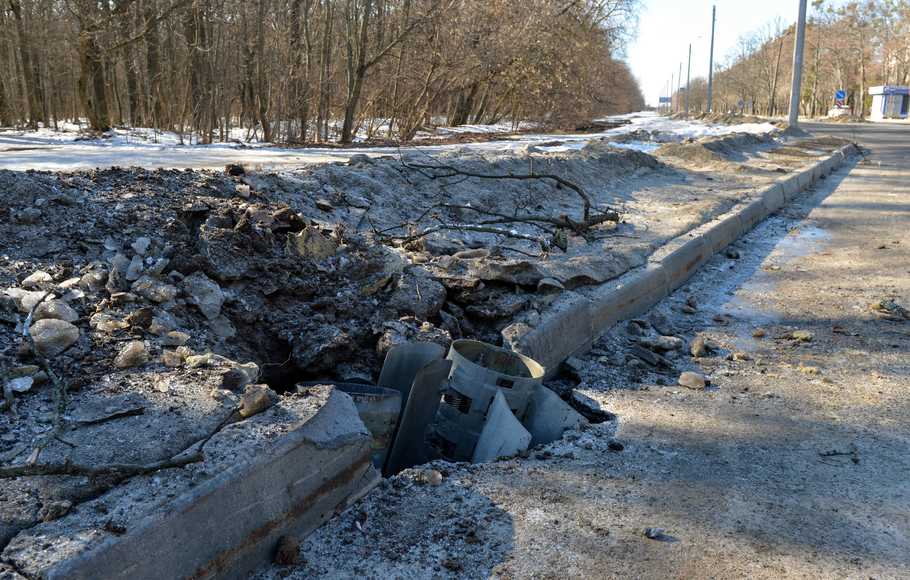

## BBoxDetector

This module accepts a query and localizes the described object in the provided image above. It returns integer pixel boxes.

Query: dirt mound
[655,132,773,165]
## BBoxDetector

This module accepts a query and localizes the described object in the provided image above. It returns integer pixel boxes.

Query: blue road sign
[659,97,671,104]
[835,89,847,100]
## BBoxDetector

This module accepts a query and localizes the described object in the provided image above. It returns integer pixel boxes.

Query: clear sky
[627,0,820,106]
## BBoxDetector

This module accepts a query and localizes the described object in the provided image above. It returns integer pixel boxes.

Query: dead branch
[400,158,597,221]
[0,451,203,479]
[22,291,70,464]
[393,223,548,247]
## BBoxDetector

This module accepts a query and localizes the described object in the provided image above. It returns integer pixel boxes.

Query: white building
[869,86,909,121]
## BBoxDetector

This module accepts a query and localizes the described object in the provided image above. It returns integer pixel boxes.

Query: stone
[648,311,675,336]
[131,276,178,304]
[161,350,185,368]
[791,330,814,342]
[131,237,152,255]
[127,307,154,329]
[125,255,144,281]
[90,313,129,333]
[6,376,33,394]
[208,315,235,339]
[78,270,108,292]
[287,226,338,261]
[114,341,149,369]
[33,300,79,323]
[388,271,447,320]
[537,277,565,293]
[725,248,741,259]
[29,319,80,357]
[418,469,443,486]
[752,328,766,338]
[690,336,708,357]
[678,371,707,389]
[220,363,259,391]
[181,272,224,320]
[315,198,334,211]
[239,384,279,418]
[146,258,170,277]
[640,335,684,352]
[161,331,190,346]
[21,271,53,288]
[273,535,300,565]
[681,304,697,315]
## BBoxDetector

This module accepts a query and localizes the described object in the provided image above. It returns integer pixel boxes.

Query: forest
[0,0,645,143]
[676,0,910,118]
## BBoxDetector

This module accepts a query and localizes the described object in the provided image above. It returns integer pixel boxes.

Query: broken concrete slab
[1,387,377,580]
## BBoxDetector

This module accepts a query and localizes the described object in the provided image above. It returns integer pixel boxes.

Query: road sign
[835,89,847,107]
[659,97,671,104]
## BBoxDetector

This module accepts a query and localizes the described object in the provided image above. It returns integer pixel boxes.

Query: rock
[752,328,766,338]
[14,207,41,224]
[790,330,814,342]
[90,313,129,333]
[239,384,279,418]
[287,226,338,261]
[690,336,708,357]
[161,331,190,346]
[114,341,149,369]
[678,371,707,389]
[315,198,334,212]
[131,276,178,304]
[161,350,185,367]
[181,272,224,320]
[730,351,751,361]
[347,153,373,166]
[39,500,72,523]
[33,300,78,323]
[225,163,246,176]
[648,311,675,336]
[607,440,624,452]
[208,315,236,340]
[220,363,259,391]
[640,335,684,352]
[274,535,300,565]
[6,376,33,394]
[131,237,152,255]
[79,270,108,292]
[799,365,821,375]
[562,356,586,382]
[681,304,697,314]
[686,295,698,309]
[146,258,170,277]
[125,255,144,281]
[21,271,53,288]
[418,469,443,486]
[29,319,80,357]
[725,248,741,259]
[629,344,672,368]
[388,271,447,320]
[537,277,565,293]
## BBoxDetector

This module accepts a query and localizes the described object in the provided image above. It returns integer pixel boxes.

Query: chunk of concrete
[472,391,531,463]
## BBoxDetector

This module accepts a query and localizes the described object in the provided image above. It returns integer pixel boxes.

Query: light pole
[788,0,808,127]
[707,5,716,113]
[685,43,692,116]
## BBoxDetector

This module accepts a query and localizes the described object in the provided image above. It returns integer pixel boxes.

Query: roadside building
[869,86,909,121]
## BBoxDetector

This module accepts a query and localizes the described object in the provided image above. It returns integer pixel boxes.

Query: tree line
[673,0,910,118]
[0,0,645,143]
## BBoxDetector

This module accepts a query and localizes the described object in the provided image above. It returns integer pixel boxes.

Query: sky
[627,0,821,106]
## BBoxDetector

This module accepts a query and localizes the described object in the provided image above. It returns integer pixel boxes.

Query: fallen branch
[22,291,70,463]
[400,157,597,220]
[0,451,203,479]
[392,223,549,248]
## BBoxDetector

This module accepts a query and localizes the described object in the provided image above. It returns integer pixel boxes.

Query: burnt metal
[382,358,452,476]
[432,340,544,461]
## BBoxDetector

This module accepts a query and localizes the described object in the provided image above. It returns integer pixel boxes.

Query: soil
[0,129,852,573]
[252,124,910,579]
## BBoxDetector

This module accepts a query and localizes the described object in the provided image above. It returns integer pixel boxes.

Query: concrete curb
[28,389,378,580]
[509,143,858,376]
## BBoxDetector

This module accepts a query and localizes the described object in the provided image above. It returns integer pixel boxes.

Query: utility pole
[670,72,675,112]
[788,0,808,127]
[707,5,716,113]
[685,44,692,116]
[677,62,683,112]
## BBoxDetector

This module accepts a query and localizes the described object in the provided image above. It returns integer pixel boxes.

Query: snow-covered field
[0,112,778,171]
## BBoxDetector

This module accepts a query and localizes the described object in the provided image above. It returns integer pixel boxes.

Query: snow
[0,112,778,171]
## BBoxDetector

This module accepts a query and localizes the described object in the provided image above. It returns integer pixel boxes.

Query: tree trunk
[9,0,41,129]
[77,29,111,132]
[341,0,372,144]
